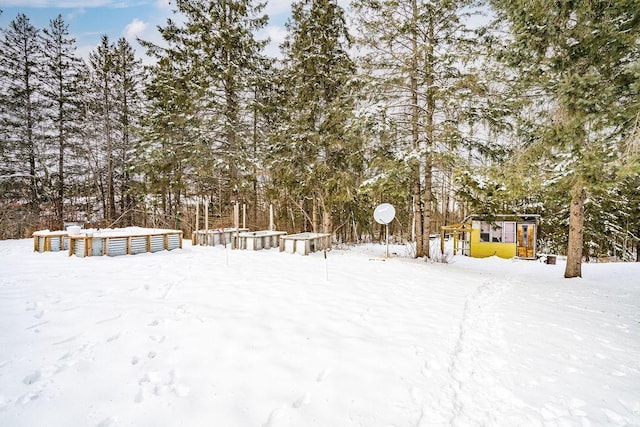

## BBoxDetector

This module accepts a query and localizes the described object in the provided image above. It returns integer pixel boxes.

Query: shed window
[503,222,516,243]
[479,221,516,243]
[480,222,491,242]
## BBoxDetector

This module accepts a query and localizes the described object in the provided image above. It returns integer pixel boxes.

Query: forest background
[1,0,639,276]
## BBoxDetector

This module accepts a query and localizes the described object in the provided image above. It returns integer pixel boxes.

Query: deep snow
[0,238,638,426]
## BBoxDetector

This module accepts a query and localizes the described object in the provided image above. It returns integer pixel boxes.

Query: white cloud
[65,7,86,22]
[154,0,171,11]
[123,18,147,40]
[259,24,288,59]
[264,0,294,19]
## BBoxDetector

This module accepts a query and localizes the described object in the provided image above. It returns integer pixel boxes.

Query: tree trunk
[422,13,435,258]
[26,75,38,214]
[410,0,425,258]
[312,197,318,233]
[105,75,115,223]
[422,159,432,257]
[564,182,586,278]
[322,209,332,235]
[252,86,259,228]
[636,226,640,262]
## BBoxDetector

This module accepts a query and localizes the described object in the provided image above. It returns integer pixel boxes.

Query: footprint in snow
[149,335,166,343]
[262,406,286,427]
[106,332,121,343]
[18,392,40,404]
[96,417,117,427]
[23,371,41,385]
[292,392,311,408]
[316,368,331,382]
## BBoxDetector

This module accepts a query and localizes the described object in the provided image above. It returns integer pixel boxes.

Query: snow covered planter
[191,228,248,248]
[279,232,331,255]
[238,230,287,250]
[32,230,69,253]
[67,227,182,257]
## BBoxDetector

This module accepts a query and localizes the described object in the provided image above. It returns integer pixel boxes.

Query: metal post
[386,223,390,258]
[269,204,274,231]
[242,204,246,229]
[204,200,209,232]
[234,202,239,249]
[195,200,199,245]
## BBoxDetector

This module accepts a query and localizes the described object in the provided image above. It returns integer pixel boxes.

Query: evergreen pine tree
[41,14,83,229]
[88,35,118,223]
[489,0,640,276]
[0,14,44,215]
[273,0,361,234]
[113,37,143,225]
[137,52,200,223]
[352,0,490,257]
[140,0,268,223]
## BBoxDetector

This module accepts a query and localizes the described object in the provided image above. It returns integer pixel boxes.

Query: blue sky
[0,0,298,61]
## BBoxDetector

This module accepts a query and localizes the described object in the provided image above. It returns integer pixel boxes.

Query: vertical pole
[204,199,209,231]
[195,200,199,245]
[269,204,274,231]
[386,223,390,258]
[234,202,240,249]
[453,231,458,255]
[324,248,329,282]
[242,203,246,229]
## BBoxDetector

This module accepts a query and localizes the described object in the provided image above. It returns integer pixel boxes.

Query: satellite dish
[374,203,396,225]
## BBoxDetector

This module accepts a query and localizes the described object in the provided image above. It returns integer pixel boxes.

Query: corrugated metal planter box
[68,227,183,258]
[192,228,248,248]
[150,235,165,253]
[238,230,287,250]
[106,237,127,257]
[279,232,331,256]
[32,230,69,253]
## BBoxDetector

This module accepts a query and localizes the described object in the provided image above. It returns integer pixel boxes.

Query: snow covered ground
[0,238,638,426]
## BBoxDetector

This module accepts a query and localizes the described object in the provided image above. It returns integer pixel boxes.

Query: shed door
[517,224,536,258]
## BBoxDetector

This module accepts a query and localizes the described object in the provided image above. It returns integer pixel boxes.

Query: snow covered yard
[0,238,638,426]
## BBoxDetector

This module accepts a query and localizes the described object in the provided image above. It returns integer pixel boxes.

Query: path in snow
[415,275,530,425]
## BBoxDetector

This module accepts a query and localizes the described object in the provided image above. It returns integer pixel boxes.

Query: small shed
[441,214,540,259]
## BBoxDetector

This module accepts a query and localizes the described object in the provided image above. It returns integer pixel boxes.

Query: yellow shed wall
[469,228,517,259]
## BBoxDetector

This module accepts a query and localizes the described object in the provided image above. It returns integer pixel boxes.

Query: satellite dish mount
[373,203,396,258]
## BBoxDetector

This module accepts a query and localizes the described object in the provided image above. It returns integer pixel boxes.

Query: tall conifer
[489,0,640,276]
[41,14,83,229]
[141,0,268,220]
[0,14,43,212]
[273,0,360,234]
[352,0,486,257]
[88,36,117,222]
